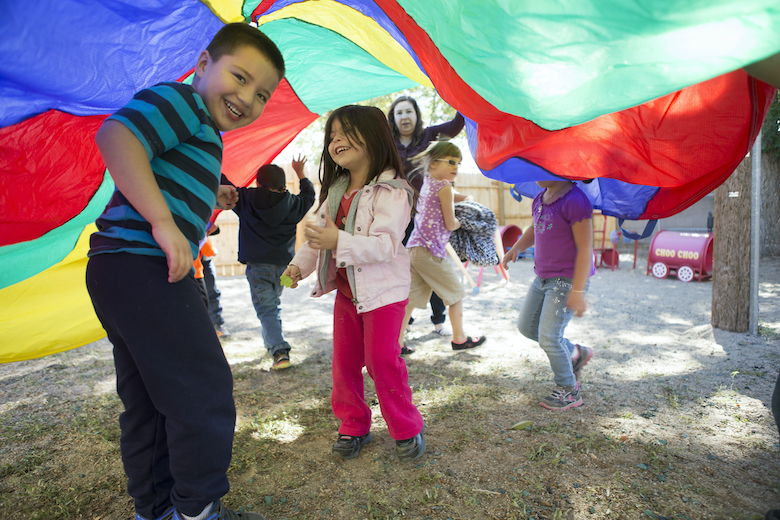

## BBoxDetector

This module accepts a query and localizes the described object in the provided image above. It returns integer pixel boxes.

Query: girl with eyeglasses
[388,96,468,337]
[397,141,486,354]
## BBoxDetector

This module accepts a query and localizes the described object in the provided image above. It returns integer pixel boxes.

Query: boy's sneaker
[215,325,231,340]
[332,432,373,459]
[172,499,265,519]
[396,429,426,462]
[272,351,291,370]
[432,326,452,337]
[540,383,583,411]
[136,507,174,520]
[572,344,593,381]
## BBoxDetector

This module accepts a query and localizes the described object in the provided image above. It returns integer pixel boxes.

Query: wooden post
[711,156,751,332]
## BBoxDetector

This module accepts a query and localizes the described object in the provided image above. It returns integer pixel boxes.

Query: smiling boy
[86,23,284,520]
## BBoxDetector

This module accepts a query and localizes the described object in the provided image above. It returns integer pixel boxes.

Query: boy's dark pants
[86,253,236,518]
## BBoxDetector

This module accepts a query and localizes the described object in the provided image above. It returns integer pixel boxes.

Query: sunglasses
[433,158,461,167]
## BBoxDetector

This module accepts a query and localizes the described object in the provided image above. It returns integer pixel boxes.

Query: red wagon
[646,230,714,282]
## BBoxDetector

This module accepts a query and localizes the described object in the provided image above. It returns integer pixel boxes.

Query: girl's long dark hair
[319,105,406,205]
[387,95,424,147]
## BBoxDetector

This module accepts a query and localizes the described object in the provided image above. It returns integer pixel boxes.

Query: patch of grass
[0,447,50,478]
[663,386,680,409]
[526,441,571,466]
[573,432,620,455]
[72,395,122,444]
[758,323,780,339]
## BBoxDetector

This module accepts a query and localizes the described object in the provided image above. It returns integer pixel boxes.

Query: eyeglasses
[433,158,461,167]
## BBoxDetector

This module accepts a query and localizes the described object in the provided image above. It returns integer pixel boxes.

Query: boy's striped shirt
[89,82,222,260]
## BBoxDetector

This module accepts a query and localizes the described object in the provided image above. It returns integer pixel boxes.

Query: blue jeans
[246,263,291,356]
[518,276,584,388]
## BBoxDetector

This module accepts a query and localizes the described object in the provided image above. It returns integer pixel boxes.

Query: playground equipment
[454,226,517,294]
[593,215,640,270]
[646,230,714,282]
[498,224,534,258]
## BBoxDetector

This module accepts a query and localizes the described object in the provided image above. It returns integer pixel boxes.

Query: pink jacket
[291,170,413,313]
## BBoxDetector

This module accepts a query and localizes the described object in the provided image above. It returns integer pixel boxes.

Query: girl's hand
[216,185,238,210]
[305,214,339,250]
[566,290,587,317]
[282,264,302,289]
[502,244,520,270]
[152,220,193,283]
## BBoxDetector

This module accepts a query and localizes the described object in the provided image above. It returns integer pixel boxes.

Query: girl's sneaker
[540,383,583,411]
[433,325,451,336]
[396,429,426,462]
[332,432,373,459]
[572,344,593,381]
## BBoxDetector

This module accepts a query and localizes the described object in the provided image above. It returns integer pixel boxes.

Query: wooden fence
[210,166,617,276]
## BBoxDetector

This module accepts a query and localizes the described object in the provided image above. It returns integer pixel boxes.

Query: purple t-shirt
[407,176,451,258]
[532,185,595,279]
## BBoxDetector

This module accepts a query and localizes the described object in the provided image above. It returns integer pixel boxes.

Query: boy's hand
[152,221,194,283]
[216,185,238,210]
[305,214,339,250]
[566,291,587,317]
[282,264,302,289]
[292,154,307,179]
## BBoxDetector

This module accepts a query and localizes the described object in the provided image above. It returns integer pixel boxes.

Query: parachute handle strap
[618,219,657,240]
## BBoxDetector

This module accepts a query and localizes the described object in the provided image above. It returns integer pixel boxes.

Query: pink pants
[331,291,424,441]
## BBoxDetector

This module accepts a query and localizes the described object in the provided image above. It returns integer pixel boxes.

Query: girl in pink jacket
[283,105,425,462]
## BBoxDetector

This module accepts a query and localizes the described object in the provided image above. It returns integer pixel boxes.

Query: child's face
[328,118,369,174]
[193,45,281,132]
[428,156,460,183]
[393,100,417,138]
[536,180,570,190]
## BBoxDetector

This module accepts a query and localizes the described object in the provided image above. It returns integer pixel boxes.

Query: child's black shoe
[396,429,426,462]
[332,433,373,459]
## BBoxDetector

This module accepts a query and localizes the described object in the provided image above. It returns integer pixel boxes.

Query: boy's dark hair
[256,164,286,191]
[387,95,424,145]
[319,105,405,205]
[207,23,285,80]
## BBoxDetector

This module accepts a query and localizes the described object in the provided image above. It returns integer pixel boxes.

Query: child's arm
[332,187,411,266]
[501,226,534,269]
[292,154,307,180]
[453,190,474,203]
[95,120,193,283]
[216,185,238,210]
[566,218,594,317]
[438,184,461,231]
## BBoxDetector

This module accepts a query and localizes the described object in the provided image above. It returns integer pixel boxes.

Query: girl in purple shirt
[502,180,595,411]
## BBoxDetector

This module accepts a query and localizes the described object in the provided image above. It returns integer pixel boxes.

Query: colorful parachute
[1,0,779,362]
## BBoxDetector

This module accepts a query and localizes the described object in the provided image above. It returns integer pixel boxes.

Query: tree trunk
[761,153,780,256]
[712,156,752,332]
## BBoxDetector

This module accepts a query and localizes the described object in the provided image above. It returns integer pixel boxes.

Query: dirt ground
[2,244,780,519]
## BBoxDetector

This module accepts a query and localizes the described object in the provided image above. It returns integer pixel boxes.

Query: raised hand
[292,154,307,179]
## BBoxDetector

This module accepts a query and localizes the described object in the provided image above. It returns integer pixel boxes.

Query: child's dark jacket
[233,179,315,266]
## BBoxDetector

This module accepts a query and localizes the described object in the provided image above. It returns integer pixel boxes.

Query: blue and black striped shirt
[89,82,222,260]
